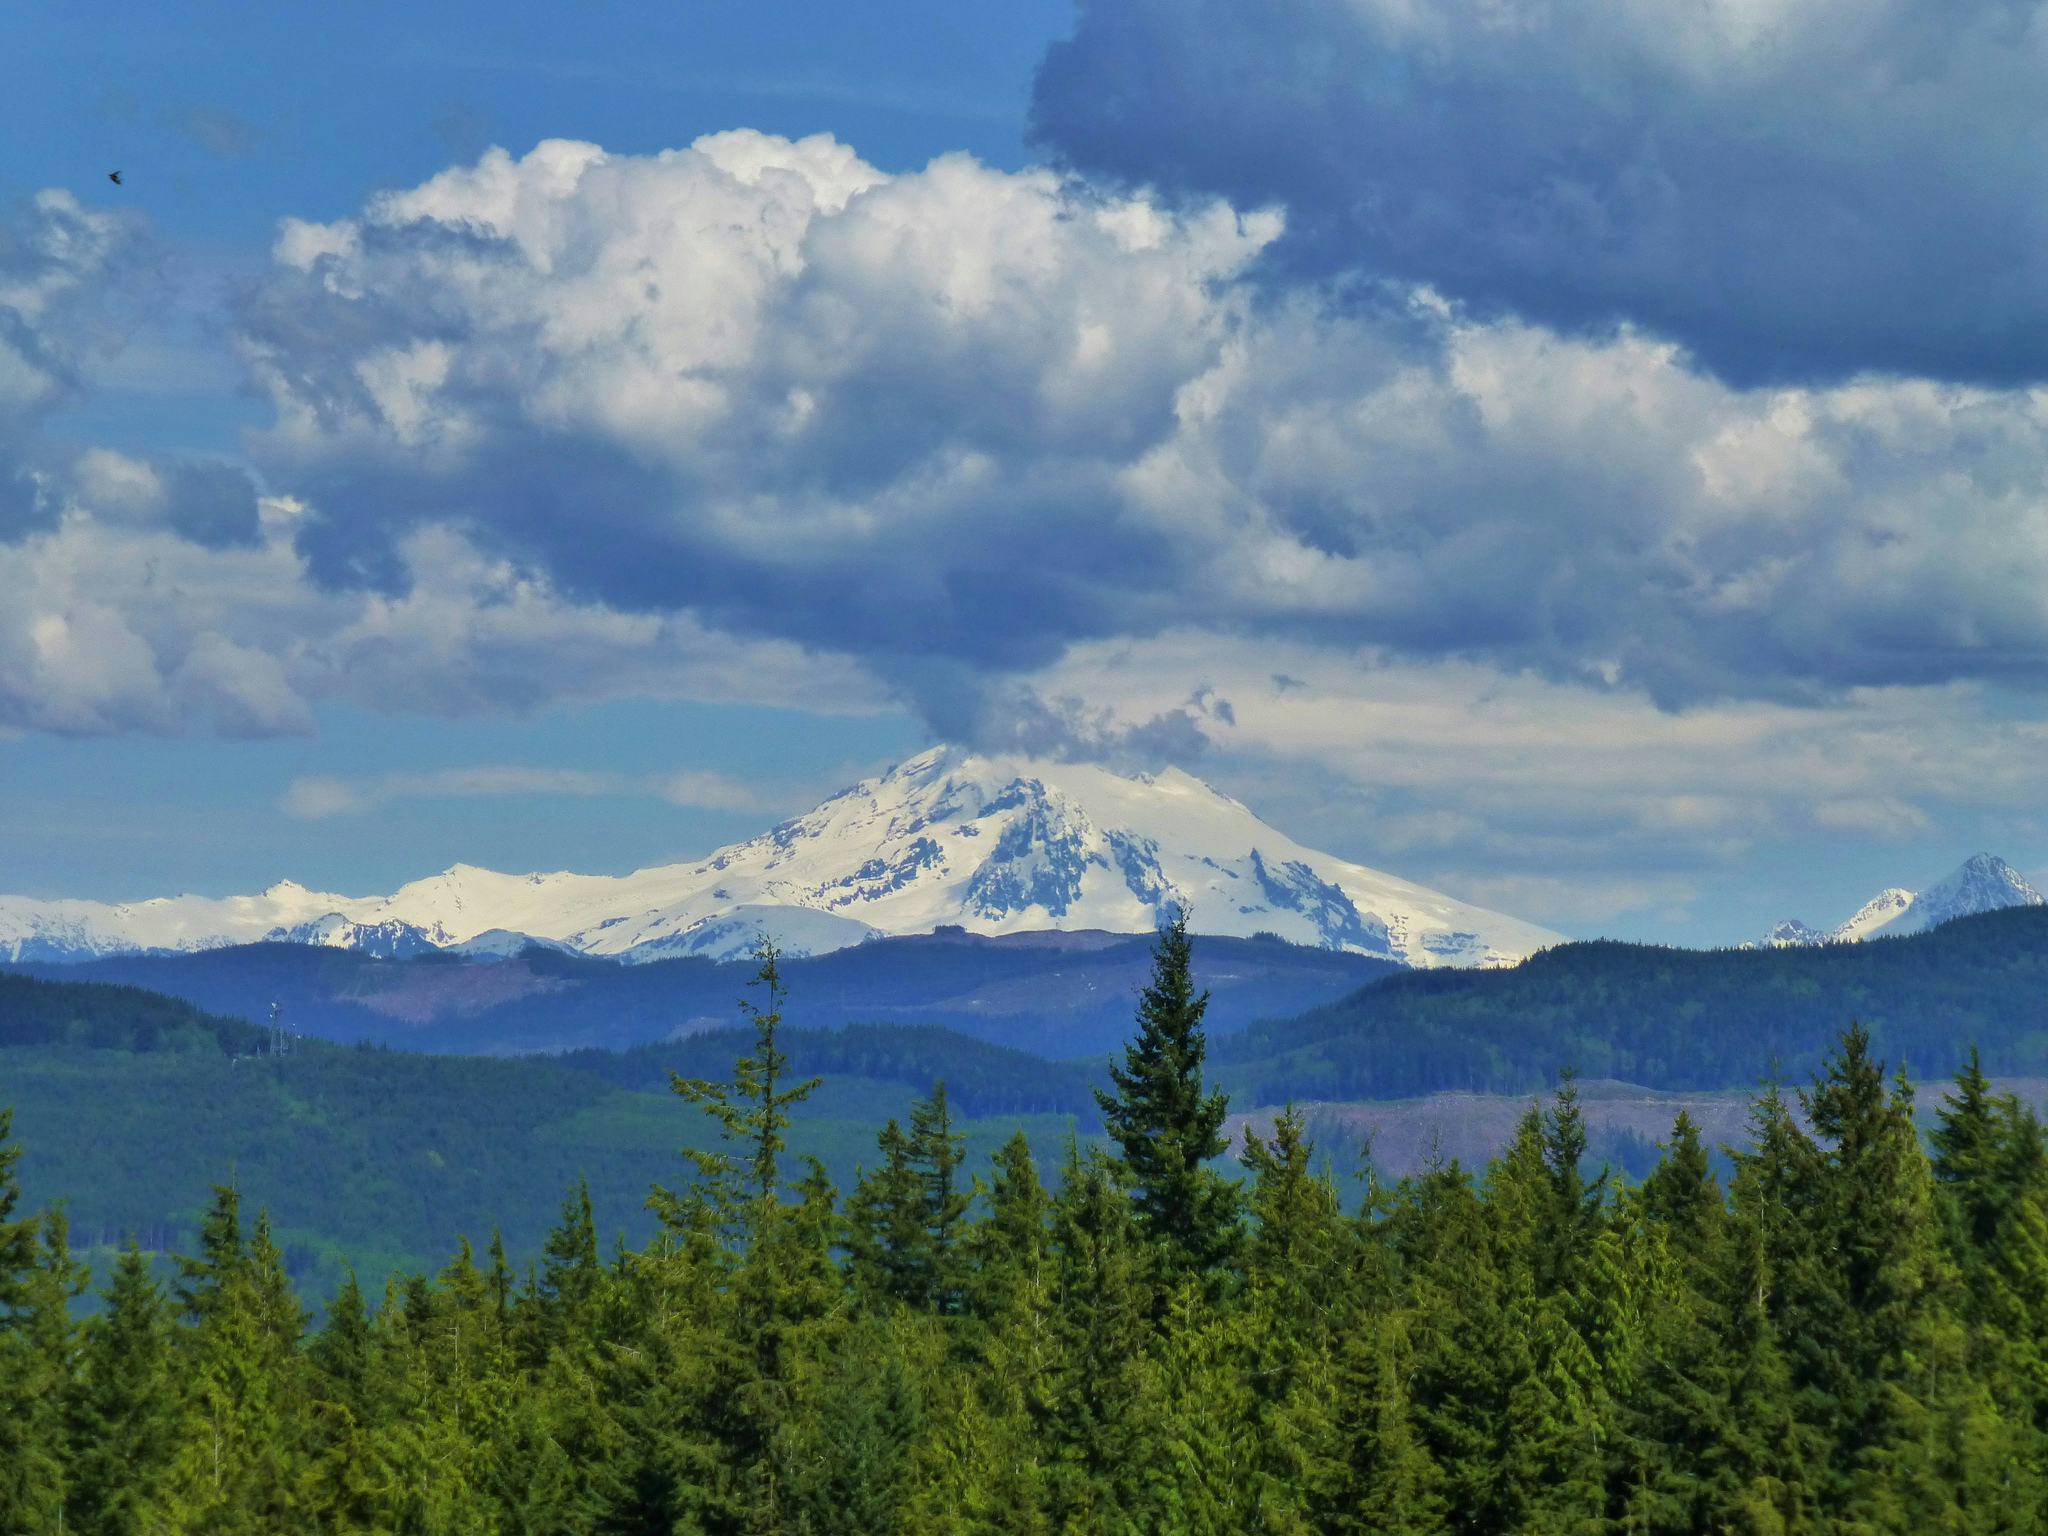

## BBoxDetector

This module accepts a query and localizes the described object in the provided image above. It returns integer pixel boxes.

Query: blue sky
[4,0,2047,944]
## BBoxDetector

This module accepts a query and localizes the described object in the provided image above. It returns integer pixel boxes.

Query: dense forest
[13,928,1397,1056]
[5,919,2048,1532]
[0,976,1089,1295]
[1216,904,2048,1100]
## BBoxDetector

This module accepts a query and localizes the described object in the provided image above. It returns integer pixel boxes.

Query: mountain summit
[1754,853,2045,948]
[0,746,1563,968]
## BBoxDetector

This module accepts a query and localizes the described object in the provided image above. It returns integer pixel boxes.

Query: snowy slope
[1752,854,2044,948]
[0,746,1564,968]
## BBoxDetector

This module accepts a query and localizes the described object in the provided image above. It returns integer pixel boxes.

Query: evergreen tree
[788,1313,925,1535]
[69,1242,183,1536]
[1138,1281,1259,1533]
[663,937,822,1229]
[965,1128,1055,1474]
[1716,1080,1823,1530]
[846,1118,930,1309]
[1797,1026,1977,1524]
[908,1356,1050,1536]
[1402,1155,1520,1533]
[1093,908,1240,1282]
[968,1131,1051,1332]
[1041,1142,1156,1530]
[1238,1108,1349,1527]
[0,1108,61,1533]
[533,1177,604,1356]
[907,1081,973,1315]
[848,1083,976,1316]
[166,1188,307,1532]
[174,1180,245,1325]
[656,937,831,1534]
[1928,1050,2048,1517]
[1307,1309,1447,1536]
[1639,1110,1723,1246]
[308,1271,374,1419]
[1241,1107,1346,1325]
[0,1205,85,1530]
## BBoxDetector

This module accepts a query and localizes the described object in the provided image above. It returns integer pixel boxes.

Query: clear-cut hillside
[0,745,1564,967]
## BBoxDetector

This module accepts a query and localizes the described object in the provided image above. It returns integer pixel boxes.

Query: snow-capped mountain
[1755,918,1826,948]
[0,746,1563,968]
[1753,854,2045,948]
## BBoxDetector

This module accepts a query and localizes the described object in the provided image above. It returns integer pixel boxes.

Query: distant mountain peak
[1756,918,1826,949]
[1754,854,2044,948]
[0,745,1564,969]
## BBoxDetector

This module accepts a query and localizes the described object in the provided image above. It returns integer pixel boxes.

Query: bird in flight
[107,170,121,186]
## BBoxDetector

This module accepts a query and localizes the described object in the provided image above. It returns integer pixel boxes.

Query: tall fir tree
[166,1187,308,1532]
[657,937,831,1535]
[0,1204,85,1530]
[69,1241,182,1536]
[1305,1308,1447,1536]
[965,1127,1055,1472]
[0,1107,59,1533]
[1796,1026,1984,1526]
[1041,1142,1157,1530]
[532,1177,604,1359]
[846,1118,930,1310]
[1929,1049,2048,1390]
[1094,908,1241,1283]
[1238,1108,1350,1528]
[908,1081,973,1316]
[665,937,822,1222]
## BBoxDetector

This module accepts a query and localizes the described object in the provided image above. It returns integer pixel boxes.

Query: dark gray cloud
[937,677,1215,768]
[1032,0,2048,386]
[158,461,263,547]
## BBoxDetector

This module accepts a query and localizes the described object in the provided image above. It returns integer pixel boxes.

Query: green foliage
[661,938,823,1227]
[20,929,2048,1533]
[1217,905,2048,1100]
[1095,909,1243,1282]
[0,1006,1090,1303]
[24,927,1399,1057]
[0,971,267,1056]
[68,1242,180,1535]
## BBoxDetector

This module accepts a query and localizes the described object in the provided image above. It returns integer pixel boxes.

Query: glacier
[0,745,1564,969]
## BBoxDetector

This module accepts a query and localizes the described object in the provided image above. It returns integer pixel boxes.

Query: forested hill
[0,971,1100,1295]
[0,971,271,1056]
[8,928,1398,1057]
[7,938,2048,1530]
[1218,905,2048,1101]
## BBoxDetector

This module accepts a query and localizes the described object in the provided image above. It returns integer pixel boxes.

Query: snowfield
[0,746,1563,968]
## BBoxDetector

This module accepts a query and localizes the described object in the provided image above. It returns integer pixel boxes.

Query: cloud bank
[0,183,885,738]
[231,132,2048,727]
[1033,0,2048,385]
[8,110,2048,930]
